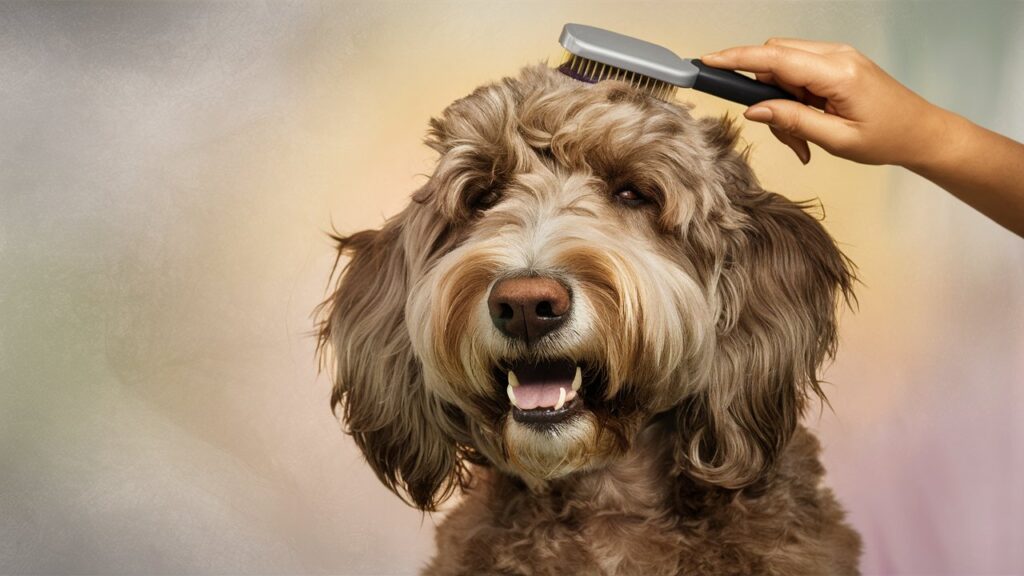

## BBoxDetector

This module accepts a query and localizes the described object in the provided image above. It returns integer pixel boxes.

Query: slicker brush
[556,23,794,106]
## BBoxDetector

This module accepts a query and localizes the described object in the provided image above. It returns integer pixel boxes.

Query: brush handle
[690,59,795,106]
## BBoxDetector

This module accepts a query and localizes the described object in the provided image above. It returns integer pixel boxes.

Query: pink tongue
[516,384,569,410]
[508,360,577,410]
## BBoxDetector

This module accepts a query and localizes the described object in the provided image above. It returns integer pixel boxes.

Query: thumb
[744,100,850,152]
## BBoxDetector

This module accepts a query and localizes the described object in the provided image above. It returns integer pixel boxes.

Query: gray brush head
[558,23,699,89]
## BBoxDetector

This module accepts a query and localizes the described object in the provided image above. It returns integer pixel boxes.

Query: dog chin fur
[318,63,862,575]
[503,411,607,482]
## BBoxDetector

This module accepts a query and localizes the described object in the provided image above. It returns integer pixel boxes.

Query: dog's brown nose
[487,277,571,344]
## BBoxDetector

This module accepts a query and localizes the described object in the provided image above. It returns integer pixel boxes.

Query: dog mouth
[496,358,591,426]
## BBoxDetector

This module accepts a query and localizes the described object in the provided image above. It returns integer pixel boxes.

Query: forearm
[906,108,1024,237]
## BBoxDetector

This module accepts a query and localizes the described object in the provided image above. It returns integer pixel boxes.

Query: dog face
[318,65,854,510]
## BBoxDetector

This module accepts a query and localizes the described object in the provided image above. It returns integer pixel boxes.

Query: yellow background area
[1,2,1022,574]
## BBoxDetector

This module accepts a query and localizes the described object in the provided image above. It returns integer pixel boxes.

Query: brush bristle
[557,51,677,101]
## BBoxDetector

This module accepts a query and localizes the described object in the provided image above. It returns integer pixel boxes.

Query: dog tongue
[510,360,577,410]
[515,383,576,410]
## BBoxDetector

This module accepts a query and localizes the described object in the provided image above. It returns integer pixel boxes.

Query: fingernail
[744,106,773,123]
[701,52,721,62]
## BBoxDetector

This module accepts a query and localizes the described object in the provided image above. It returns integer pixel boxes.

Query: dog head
[318,64,854,510]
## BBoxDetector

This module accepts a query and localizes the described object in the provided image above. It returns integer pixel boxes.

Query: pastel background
[1,1,1022,574]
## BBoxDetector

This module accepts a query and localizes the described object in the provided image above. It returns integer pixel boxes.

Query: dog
[318,63,862,575]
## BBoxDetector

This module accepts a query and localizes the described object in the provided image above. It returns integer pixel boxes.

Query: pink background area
[1,2,1022,574]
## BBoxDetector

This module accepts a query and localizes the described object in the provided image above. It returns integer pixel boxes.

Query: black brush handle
[690,59,795,106]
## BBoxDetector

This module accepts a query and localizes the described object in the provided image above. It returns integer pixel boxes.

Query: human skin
[702,39,1024,238]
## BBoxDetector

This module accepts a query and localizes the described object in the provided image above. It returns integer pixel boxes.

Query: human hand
[701,39,952,169]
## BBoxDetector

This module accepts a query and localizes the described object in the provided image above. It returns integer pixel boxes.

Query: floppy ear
[677,117,856,489]
[316,186,466,510]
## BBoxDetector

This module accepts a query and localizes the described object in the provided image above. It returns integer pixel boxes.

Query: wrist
[900,105,971,177]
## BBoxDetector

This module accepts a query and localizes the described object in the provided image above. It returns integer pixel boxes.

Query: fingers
[753,72,828,110]
[706,38,886,165]
[744,99,852,155]
[753,71,806,100]
[762,37,854,55]
[701,45,848,98]
[769,126,811,164]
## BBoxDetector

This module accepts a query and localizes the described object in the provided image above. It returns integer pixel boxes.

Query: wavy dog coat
[319,64,861,575]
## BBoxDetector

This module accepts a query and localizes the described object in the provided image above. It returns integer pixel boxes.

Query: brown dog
[318,64,861,575]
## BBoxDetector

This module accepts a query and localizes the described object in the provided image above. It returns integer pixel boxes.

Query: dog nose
[487,277,571,344]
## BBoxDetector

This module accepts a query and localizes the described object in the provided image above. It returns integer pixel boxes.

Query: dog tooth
[507,383,518,407]
[508,370,520,388]
[554,387,567,411]
[571,366,582,391]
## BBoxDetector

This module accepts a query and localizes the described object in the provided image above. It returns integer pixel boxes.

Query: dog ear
[677,117,856,489]
[316,185,465,510]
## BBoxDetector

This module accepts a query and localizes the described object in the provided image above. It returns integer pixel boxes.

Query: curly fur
[317,63,861,575]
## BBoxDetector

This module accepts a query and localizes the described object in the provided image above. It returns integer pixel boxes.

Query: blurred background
[1,1,1022,574]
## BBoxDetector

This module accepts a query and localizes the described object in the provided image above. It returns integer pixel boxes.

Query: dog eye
[612,186,649,208]
[468,188,502,212]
